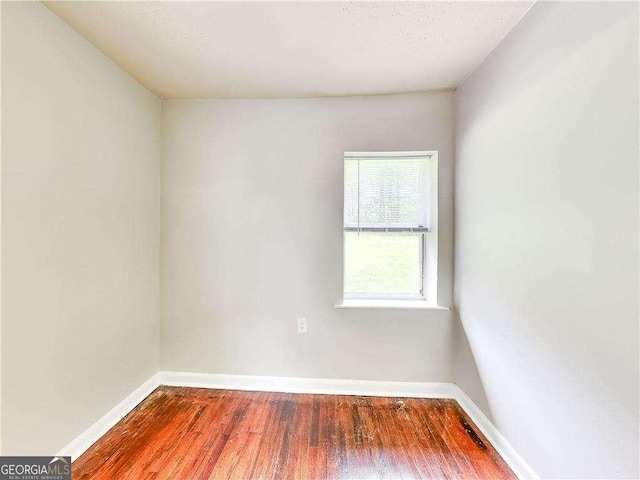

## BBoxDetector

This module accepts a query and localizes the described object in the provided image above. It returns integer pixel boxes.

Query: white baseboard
[57,373,161,461]
[159,371,458,398]
[59,370,537,480]
[451,385,539,480]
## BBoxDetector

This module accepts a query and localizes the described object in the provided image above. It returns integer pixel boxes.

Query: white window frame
[342,151,438,304]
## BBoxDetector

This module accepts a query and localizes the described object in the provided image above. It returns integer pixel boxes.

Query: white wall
[1,2,161,455]
[161,92,455,382]
[454,2,639,478]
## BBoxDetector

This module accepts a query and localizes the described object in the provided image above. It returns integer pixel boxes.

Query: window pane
[344,232,421,295]
[344,157,431,231]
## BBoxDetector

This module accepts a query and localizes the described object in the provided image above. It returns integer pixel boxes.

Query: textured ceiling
[44,1,534,99]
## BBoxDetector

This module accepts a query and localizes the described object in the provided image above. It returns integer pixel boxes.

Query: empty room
[1,1,638,479]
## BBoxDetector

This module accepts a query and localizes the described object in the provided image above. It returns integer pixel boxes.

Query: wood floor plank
[73,386,517,480]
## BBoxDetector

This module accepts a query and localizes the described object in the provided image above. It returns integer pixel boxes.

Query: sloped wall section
[454,2,639,478]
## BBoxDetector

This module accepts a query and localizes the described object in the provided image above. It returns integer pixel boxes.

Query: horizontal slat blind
[344,156,431,232]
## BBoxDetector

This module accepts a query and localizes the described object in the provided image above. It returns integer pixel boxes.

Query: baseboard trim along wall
[59,371,539,479]
[57,373,161,461]
[452,387,540,480]
[160,371,459,398]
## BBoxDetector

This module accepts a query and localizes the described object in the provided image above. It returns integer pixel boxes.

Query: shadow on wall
[451,310,494,423]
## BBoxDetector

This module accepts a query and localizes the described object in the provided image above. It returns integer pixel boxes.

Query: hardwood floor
[73,386,516,479]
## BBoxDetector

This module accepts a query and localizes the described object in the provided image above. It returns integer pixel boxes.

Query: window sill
[334,299,450,310]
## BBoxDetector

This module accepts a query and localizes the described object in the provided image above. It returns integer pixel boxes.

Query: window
[342,151,438,303]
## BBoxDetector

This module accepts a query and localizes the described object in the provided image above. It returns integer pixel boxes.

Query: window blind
[344,155,431,232]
